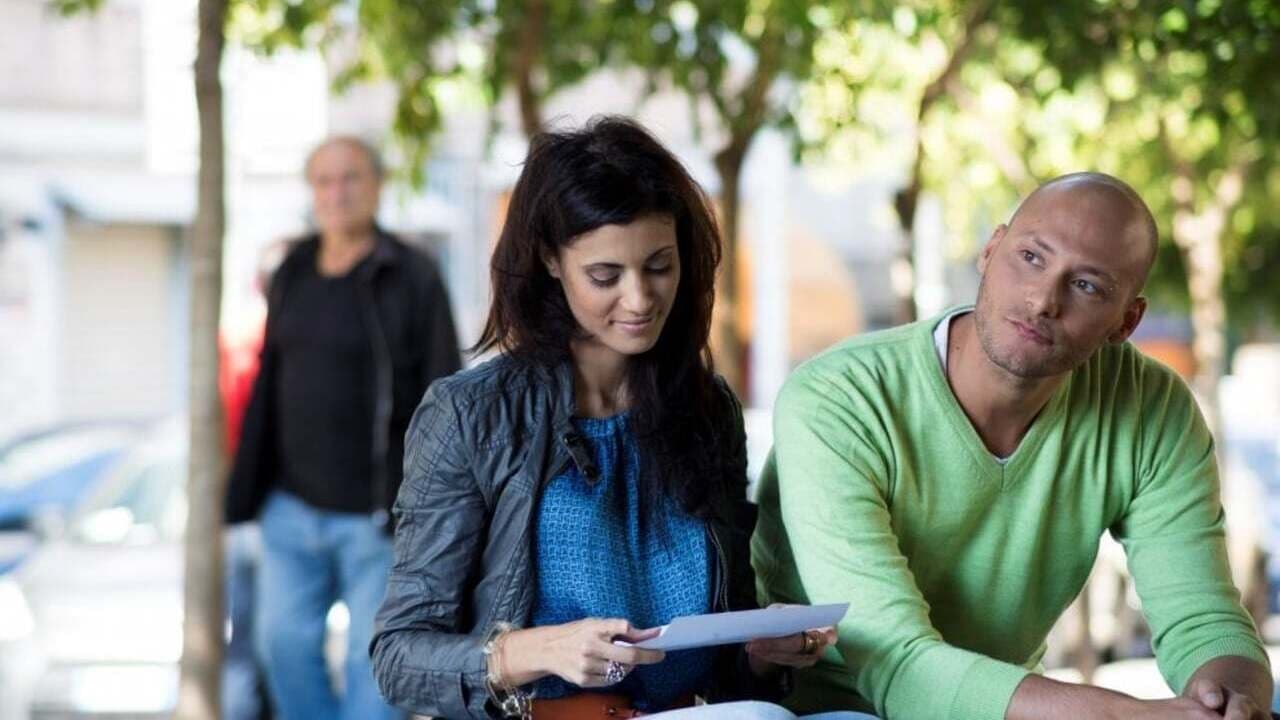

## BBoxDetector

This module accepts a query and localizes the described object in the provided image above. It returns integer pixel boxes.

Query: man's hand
[1007,674,1226,720]
[1117,697,1237,719]
[1185,675,1271,720]
[1183,655,1274,720]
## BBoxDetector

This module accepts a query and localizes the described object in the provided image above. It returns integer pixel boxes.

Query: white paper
[616,603,849,652]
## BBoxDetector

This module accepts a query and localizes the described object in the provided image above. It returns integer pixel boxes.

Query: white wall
[57,222,183,420]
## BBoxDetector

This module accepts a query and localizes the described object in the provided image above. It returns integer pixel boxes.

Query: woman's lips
[614,317,655,335]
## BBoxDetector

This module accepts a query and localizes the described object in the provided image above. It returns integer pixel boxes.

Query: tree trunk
[1169,163,1244,437]
[703,19,782,401]
[1169,161,1266,616]
[1175,221,1227,423]
[1073,586,1097,683]
[713,146,746,397]
[176,0,227,717]
[890,0,993,326]
[891,180,921,326]
[514,0,547,137]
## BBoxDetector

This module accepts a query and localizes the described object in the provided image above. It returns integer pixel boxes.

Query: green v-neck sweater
[751,309,1267,720]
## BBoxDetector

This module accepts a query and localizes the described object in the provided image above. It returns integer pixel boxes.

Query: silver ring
[605,660,630,684]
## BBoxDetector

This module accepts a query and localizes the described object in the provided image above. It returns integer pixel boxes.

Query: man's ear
[977,224,1007,275]
[1109,296,1148,343]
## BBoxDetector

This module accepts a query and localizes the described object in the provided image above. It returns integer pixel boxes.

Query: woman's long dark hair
[473,116,731,519]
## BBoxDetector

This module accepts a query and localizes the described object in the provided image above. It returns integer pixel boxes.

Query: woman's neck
[570,339,630,418]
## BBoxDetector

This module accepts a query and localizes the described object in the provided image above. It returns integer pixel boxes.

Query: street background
[1,0,1279,717]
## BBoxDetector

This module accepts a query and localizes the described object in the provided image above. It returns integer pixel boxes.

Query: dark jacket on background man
[226,228,462,529]
[370,356,788,719]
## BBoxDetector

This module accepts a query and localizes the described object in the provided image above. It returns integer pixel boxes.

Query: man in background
[226,136,461,720]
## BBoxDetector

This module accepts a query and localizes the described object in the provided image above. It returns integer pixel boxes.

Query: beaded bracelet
[481,622,533,719]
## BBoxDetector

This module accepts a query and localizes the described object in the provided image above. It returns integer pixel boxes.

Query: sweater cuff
[1166,637,1271,693]
[877,643,1030,720]
[948,657,1031,720]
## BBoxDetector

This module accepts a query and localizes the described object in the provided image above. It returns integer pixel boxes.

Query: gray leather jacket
[370,355,787,718]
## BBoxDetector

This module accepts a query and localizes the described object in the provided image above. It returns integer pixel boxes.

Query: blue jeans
[255,491,403,720]
[224,523,267,720]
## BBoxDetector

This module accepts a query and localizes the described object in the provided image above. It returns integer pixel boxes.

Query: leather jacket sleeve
[223,341,276,524]
[370,379,494,719]
[224,247,297,525]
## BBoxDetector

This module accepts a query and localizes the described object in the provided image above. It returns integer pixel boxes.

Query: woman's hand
[499,618,666,688]
[745,626,837,675]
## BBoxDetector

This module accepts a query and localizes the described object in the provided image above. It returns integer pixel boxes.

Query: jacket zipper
[358,277,394,528]
[707,524,730,612]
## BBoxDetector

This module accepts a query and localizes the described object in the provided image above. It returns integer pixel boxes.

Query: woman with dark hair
[370,117,870,720]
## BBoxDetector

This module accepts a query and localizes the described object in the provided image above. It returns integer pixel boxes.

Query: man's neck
[945,313,1067,457]
[317,226,376,277]
[570,340,630,418]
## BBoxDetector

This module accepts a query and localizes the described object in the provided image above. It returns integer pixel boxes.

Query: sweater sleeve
[1112,367,1269,692]
[773,368,1028,720]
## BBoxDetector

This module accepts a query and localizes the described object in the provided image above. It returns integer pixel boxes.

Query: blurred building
[0,0,974,444]
[0,0,191,441]
[0,0,486,441]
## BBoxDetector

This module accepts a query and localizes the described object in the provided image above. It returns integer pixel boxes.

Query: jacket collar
[540,359,577,434]
[544,359,604,483]
[366,224,400,269]
[294,223,399,273]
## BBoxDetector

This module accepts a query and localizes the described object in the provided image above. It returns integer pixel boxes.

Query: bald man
[752,174,1273,720]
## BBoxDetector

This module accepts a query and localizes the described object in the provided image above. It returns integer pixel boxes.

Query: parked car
[0,421,146,574]
[0,418,345,720]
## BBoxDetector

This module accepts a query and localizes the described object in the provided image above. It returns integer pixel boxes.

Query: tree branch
[715,16,785,163]
[918,0,995,121]
[901,0,997,224]
[1214,161,1248,210]
[1158,115,1197,214]
[946,75,1038,193]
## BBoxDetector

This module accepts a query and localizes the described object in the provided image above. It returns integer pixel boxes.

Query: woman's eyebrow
[582,246,677,269]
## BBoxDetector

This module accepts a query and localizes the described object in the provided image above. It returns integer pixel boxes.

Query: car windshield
[68,432,187,545]
[0,426,138,490]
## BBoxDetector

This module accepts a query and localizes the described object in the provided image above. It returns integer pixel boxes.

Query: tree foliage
[1012,0,1280,331]
[233,0,666,181]
[793,0,1280,336]
[793,1,1053,322]
[233,0,861,393]
[48,0,104,14]
[612,0,871,389]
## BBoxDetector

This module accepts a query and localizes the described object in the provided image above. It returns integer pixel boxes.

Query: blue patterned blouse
[530,413,715,711]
